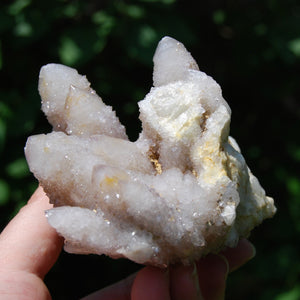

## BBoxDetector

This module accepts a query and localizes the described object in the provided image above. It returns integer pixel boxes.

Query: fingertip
[170,262,203,300]
[131,266,170,300]
[27,186,49,206]
[0,187,63,279]
[196,254,228,300]
[221,239,256,272]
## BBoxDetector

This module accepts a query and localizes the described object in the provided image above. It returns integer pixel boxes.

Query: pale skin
[0,187,255,300]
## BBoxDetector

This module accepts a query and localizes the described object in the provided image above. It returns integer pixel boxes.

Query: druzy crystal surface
[25,37,276,266]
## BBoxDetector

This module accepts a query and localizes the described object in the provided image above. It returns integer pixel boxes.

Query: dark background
[0,0,299,299]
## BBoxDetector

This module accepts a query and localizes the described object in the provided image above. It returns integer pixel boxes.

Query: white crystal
[25,36,276,266]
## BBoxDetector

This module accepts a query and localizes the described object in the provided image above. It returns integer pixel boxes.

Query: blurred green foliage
[0,0,299,299]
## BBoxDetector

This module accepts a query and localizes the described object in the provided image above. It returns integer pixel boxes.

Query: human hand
[0,187,255,300]
[83,236,255,300]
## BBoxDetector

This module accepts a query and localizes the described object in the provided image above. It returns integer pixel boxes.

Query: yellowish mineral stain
[148,147,162,175]
[196,139,228,184]
[101,176,119,188]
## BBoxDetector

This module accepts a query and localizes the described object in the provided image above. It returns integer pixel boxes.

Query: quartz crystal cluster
[25,37,276,266]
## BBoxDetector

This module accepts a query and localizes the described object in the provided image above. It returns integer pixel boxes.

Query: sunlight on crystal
[25,36,276,266]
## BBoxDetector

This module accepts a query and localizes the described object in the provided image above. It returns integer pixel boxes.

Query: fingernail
[213,254,229,300]
[231,239,256,272]
[196,254,229,300]
[190,262,204,300]
[170,262,203,300]
[249,241,256,259]
[215,254,229,278]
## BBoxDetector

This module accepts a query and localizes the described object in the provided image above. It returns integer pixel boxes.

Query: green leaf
[287,177,300,197]
[59,36,82,66]
[286,177,300,231]
[289,38,300,57]
[275,285,300,300]
[0,118,6,151]
[0,179,10,206]
[138,25,157,47]
[0,101,13,119]
[126,5,145,18]
[14,19,33,37]
[8,0,31,16]
[63,3,79,18]
[212,10,226,25]
[92,11,115,34]
[6,158,29,179]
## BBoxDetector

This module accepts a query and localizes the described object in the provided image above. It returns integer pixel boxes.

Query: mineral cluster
[25,37,276,266]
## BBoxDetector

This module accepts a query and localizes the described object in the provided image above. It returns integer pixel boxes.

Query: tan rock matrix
[25,37,276,267]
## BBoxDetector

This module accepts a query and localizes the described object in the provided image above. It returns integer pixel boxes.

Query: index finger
[0,186,63,278]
